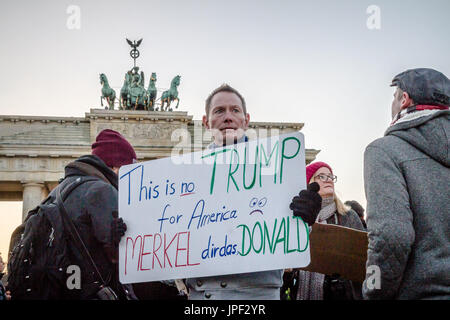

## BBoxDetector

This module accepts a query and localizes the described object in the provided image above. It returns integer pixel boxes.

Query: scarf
[390,105,448,126]
[296,197,336,300]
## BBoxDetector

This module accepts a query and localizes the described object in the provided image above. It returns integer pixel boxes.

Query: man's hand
[289,182,322,226]
[111,210,127,246]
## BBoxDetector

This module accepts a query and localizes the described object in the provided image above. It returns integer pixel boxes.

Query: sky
[0,0,449,262]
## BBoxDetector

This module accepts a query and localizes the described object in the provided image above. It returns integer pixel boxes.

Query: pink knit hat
[91,129,137,167]
[306,161,333,184]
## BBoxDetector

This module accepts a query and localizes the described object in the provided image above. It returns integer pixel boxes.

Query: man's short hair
[205,84,247,116]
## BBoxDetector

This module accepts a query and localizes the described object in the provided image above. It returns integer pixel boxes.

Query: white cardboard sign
[118,131,310,284]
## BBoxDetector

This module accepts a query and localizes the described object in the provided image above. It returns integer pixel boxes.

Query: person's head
[306,161,349,215]
[202,84,250,146]
[390,68,450,120]
[345,200,367,228]
[345,200,365,218]
[306,161,335,198]
[91,129,137,174]
[391,87,414,119]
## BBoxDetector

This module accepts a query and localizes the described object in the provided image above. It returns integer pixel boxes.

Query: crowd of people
[1,67,449,300]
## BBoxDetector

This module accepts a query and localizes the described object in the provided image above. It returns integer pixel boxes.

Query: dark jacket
[363,110,450,299]
[0,273,6,301]
[324,209,365,300]
[326,208,363,229]
[54,154,129,299]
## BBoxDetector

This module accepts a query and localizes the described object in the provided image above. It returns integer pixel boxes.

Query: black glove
[289,182,322,226]
[111,210,127,246]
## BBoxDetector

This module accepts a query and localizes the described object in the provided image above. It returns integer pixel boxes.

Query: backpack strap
[55,177,110,289]
[58,176,99,200]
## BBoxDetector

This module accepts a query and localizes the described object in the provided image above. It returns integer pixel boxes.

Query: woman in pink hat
[290,161,365,300]
[304,161,350,220]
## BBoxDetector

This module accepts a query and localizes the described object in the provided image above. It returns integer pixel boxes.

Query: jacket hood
[64,154,118,189]
[385,110,449,167]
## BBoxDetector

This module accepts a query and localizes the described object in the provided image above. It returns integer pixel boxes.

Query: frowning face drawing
[249,197,267,215]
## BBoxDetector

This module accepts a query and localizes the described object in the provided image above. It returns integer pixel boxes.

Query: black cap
[390,68,450,107]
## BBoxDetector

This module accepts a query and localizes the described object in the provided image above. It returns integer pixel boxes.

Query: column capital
[21,181,45,187]
[21,181,46,222]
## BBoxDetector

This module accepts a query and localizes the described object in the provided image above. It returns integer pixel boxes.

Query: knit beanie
[91,129,137,167]
[306,161,333,184]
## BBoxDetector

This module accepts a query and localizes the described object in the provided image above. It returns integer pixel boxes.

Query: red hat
[306,161,333,184]
[91,129,137,167]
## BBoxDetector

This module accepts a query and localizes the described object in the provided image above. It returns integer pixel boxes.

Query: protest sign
[300,223,368,282]
[118,131,310,284]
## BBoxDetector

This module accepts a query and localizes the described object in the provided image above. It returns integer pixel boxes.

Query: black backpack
[7,177,96,300]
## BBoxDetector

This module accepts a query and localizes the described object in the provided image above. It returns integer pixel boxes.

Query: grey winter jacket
[363,110,450,299]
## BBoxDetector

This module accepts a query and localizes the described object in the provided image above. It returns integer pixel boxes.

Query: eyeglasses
[314,174,337,183]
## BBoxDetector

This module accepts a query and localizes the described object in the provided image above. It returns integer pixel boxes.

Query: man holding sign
[181,84,322,300]
[118,84,322,300]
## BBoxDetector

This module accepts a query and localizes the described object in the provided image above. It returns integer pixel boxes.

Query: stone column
[22,182,45,221]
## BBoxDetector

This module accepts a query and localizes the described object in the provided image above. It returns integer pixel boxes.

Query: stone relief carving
[15,159,28,170]
[0,158,73,173]
[0,159,7,170]
[38,159,48,170]
[95,122,186,142]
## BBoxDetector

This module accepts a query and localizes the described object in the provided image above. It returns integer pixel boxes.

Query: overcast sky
[0,0,449,260]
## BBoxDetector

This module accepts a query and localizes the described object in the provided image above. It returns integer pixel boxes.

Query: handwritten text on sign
[118,132,310,284]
